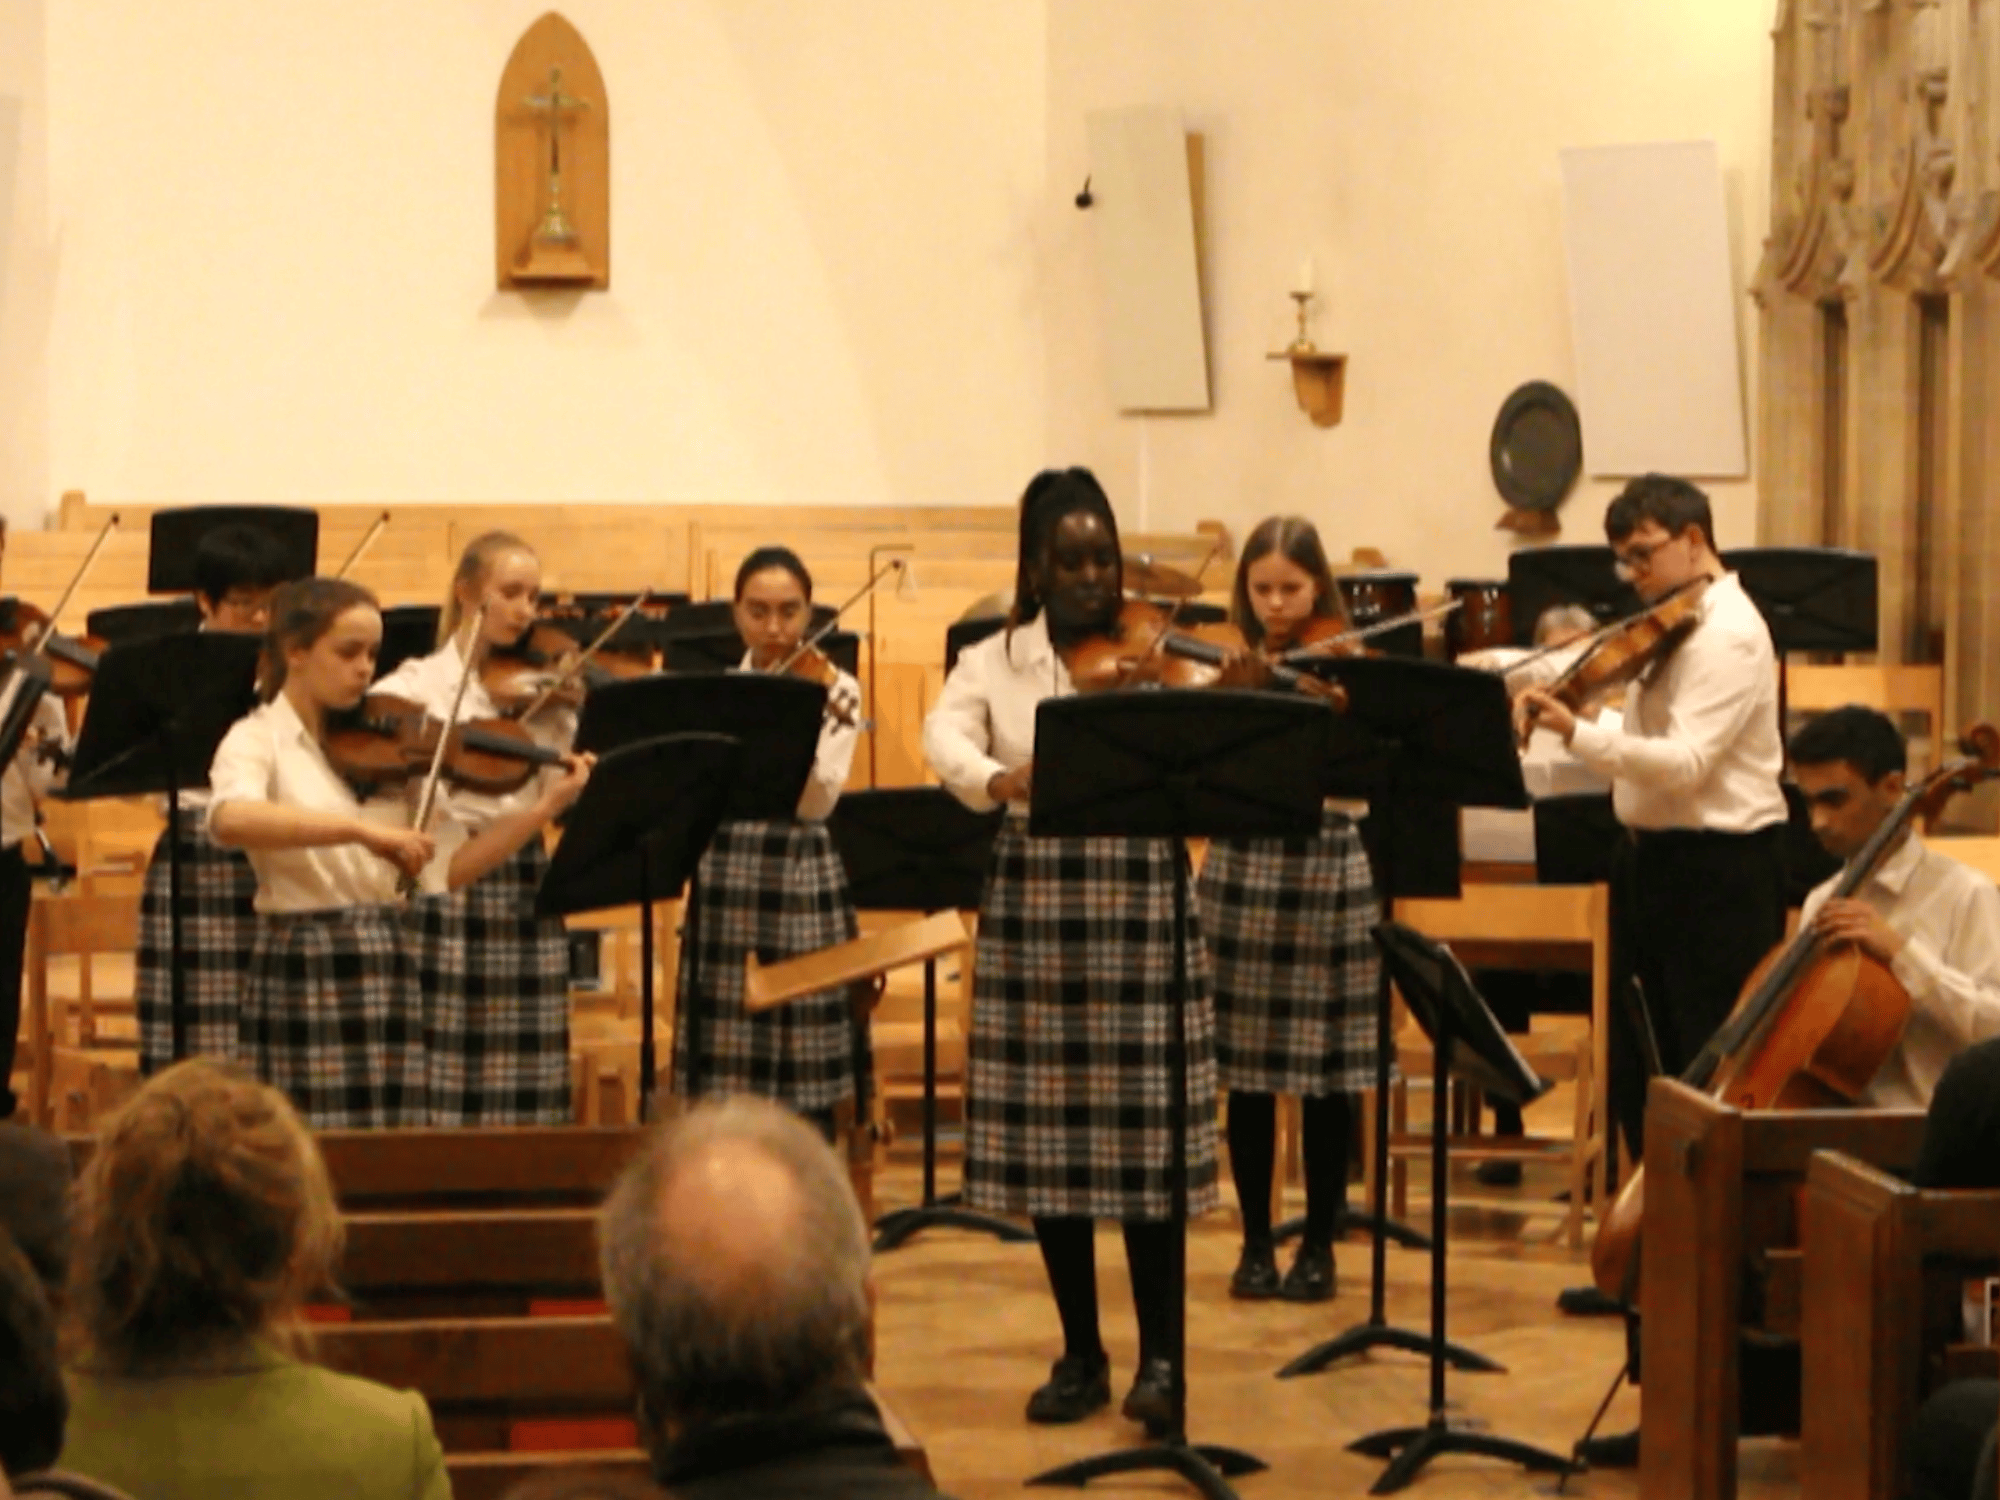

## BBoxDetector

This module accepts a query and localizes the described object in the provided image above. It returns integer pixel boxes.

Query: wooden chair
[27,893,142,1128]
[1636,1080,1929,1500]
[1800,1152,2000,1500]
[1786,663,1945,770]
[1933,837,2000,886]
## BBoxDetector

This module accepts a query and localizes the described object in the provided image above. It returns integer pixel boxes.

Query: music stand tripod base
[1350,1420,1575,1497]
[1030,1441,1268,1500]
[1272,1207,1430,1252]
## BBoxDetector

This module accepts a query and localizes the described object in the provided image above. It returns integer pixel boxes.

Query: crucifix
[525,65,591,247]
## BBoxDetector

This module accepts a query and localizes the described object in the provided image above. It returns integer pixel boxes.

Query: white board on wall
[1559,140,1746,478]
[1086,106,1210,413]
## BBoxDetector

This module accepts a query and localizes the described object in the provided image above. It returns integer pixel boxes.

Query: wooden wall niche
[495,13,609,289]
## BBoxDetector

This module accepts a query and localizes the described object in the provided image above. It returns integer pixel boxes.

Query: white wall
[19,1,1046,517]
[1043,0,1774,577]
[4,1,1776,578]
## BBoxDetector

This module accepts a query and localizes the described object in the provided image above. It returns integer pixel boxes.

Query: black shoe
[1557,1285,1625,1318]
[1229,1241,1280,1300]
[1121,1357,1176,1438]
[1281,1240,1336,1302]
[1025,1353,1110,1424]
[1575,1428,1639,1469]
[1474,1158,1523,1188]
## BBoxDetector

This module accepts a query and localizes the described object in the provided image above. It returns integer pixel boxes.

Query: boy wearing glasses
[1516,474,1787,1165]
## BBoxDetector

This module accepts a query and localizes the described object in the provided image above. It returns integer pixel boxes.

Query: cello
[1590,721,2000,1300]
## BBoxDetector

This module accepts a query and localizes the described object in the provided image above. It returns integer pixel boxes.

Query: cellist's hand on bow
[1812,898,1907,963]
[1514,687,1576,745]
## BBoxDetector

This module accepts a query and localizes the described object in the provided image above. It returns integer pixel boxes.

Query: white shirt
[924,614,1069,813]
[1798,833,2000,1109]
[1565,573,1786,834]
[207,694,443,913]
[373,637,577,834]
[734,653,860,823]
[1,695,70,850]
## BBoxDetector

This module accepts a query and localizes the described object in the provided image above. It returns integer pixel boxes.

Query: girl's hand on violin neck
[360,823,436,881]
[1812,897,1907,963]
[988,763,1033,805]
[1514,687,1576,745]
[1213,644,1272,691]
[540,752,595,817]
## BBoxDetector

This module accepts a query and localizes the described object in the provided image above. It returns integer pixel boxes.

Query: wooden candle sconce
[496,12,609,290]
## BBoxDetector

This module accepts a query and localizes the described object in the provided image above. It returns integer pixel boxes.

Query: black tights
[1033,1217,1177,1366]
[1226,1090,1350,1250]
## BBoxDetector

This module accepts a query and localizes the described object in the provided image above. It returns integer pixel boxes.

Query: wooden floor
[868,1157,1800,1500]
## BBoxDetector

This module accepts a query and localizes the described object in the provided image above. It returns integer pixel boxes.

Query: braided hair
[1006,467,1121,643]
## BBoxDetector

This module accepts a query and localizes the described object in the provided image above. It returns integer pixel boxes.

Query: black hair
[260,577,379,702]
[1789,705,1908,784]
[193,524,296,607]
[0,1228,65,1476]
[734,547,813,602]
[1007,467,1120,632]
[1604,473,1716,552]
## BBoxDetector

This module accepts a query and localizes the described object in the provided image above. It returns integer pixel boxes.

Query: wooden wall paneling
[865,662,941,790]
[495,14,610,290]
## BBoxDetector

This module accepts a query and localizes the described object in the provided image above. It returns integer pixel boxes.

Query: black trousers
[1607,824,1786,1165]
[0,844,32,1118]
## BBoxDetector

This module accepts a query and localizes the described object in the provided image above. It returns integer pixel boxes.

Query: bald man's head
[600,1098,871,1436]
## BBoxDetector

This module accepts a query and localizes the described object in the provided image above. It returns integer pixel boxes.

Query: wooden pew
[1637,1079,1928,1500]
[1800,1151,2000,1500]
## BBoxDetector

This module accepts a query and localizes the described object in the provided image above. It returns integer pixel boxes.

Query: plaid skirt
[671,820,863,1113]
[1198,807,1386,1097]
[407,841,571,1126]
[136,810,259,1075]
[965,821,1219,1222]
[239,905,425,1129]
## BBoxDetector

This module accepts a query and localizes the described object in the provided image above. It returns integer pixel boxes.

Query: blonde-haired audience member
[56,1060,449,1500]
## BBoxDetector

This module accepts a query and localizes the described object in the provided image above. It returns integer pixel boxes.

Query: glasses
[1612,535,1682,579]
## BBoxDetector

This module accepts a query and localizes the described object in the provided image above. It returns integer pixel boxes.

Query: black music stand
[825,788,1029,1251]
[87,599,202,645]
[1721,547,1878,655]
[1026,688,1330,1500]
[1506,546,1640,645]
[58,634,262,1062]
[574,673,826,1107]
[1278,656,1529,1381]
[1351,921,1576,1495]
[944,617,1007,674]
[375,605,442,681]
[535,733,742,1121]
[146,506,319,593]
[0,655,53,778]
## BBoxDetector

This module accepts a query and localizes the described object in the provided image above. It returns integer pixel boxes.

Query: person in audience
[0,1230,65,1480]
[135,521,293,1077]
[0,1128,72,1297]
[673,547,866,1138]
[0,516,72,1122]
[1199,515,1378,1302]
[375,530,591,1124]
[598,1094,948,1500]
[56,1059,450,1500]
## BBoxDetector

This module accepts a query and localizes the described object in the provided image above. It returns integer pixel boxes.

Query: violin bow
[1277,598,1462,661]
[39,514,120,642]
[402,603,489,897]
[516,588,654,725]
[772,557,909,677]
[332,512,392,581]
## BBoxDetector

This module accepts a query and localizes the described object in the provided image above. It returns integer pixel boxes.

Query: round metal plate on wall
[1490,381,1582,535]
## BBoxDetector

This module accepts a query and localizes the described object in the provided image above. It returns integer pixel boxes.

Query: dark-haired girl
[375,531,588,1125]
[1199,515,1381,1302]
[922,468,1220,1435]
[672,547,865,1131]
[208,578,585,1128]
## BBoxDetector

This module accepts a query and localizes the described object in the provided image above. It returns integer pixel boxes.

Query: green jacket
[60,1340,450,1500]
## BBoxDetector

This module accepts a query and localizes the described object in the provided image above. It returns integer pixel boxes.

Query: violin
[482,616,651,717]
[323,693,570,798]
[1059,599,1346,707]
[771,642,862,728]
[1518,582,1704,747]
[0,598,107,701]
[1589,722,2000,1303]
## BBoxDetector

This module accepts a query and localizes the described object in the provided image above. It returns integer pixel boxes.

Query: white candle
[1293,255,1315,297]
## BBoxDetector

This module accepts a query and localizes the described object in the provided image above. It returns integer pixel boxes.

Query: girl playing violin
[922,468,1219,1436]
[208,578,586,1128]
[373,531,593,1125]
[1198,515,1380,1302]
[135,522,292,1079]
[0,515,69,1121]
[672,547,865,1133]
